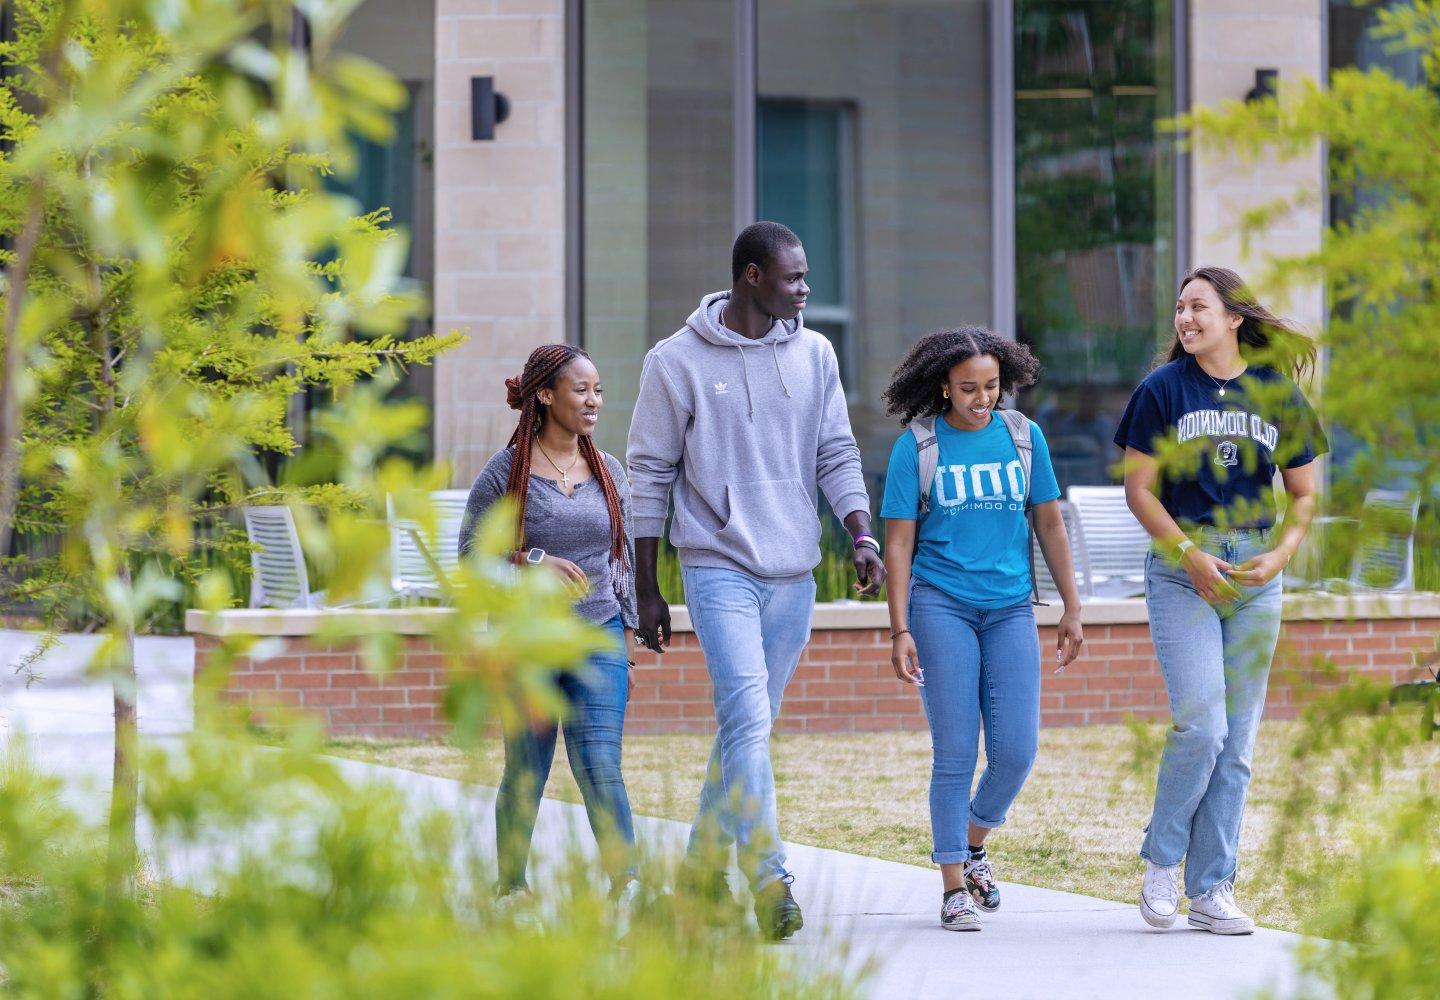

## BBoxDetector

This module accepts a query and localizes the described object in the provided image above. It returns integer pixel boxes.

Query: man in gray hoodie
[627,221,884,940]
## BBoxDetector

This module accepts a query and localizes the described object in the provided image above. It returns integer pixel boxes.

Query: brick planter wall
[189,602,1440,739]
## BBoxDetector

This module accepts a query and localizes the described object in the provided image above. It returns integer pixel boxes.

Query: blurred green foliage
[0,716,854,999]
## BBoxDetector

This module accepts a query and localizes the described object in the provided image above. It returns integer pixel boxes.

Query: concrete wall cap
[187,592,1440,637]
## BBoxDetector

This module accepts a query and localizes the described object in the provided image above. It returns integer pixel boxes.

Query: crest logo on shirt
[713,381,729,394]
[1215,440,1239,468]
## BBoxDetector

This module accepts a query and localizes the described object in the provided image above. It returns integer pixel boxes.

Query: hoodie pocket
[715,479,821,577]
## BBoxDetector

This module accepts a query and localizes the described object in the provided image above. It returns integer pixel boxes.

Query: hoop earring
[942,388,950,399]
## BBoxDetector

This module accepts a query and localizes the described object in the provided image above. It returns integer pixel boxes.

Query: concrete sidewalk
[2,629,1318,999]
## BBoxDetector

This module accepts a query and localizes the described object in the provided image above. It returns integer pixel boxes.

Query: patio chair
[1032,499,1095,602]
[387,489,470,602]
[243,505,326,609]
[1066,485,1148,598]
[1326,490,1421,594]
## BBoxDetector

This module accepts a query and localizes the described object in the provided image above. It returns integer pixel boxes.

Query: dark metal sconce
[1245,68,1278,104]
[471,76,511,141]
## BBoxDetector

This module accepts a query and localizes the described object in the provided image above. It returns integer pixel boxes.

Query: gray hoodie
[625,290,870,582]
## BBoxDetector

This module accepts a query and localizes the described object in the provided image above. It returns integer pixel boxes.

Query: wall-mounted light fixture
[471,76,511,141]
[1244,68,1278,104]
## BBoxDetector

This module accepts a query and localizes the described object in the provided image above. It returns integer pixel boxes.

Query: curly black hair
[882,326,1042,426]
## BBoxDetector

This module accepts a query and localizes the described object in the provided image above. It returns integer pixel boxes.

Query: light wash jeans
[909,580,1041,864]
[496,615,636,892]
[1140,528,1283,898]
[682,565,815,890]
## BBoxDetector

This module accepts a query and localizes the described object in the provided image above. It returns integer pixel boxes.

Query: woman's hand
[1182,547,1241,605]
[539,554,590,596]
[891,632,922,685]
[624,628,637,696]
[1227,549,1288,589]
[1056,609,1084,671]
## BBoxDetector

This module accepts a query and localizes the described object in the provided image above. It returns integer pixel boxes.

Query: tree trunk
[88,217,137,897]
[106,568,139,898]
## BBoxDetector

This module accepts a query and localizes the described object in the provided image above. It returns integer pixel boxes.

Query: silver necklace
[1203,365,1244,397]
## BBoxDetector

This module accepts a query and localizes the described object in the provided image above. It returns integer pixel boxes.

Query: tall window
[1013,0,1178,490]
[758,98,855,384]
[581,0,735,460]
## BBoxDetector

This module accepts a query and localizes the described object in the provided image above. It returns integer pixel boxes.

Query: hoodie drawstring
[770,342,792,398]
[736,345,756,420]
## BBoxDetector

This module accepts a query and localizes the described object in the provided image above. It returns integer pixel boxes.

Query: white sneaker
[1139,861,1181,929]
[1188,881,1255,935]
[613,878,644,940]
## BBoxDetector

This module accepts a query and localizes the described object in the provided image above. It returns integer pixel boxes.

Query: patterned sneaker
[940,888,982,931]
[1187,881,1256,935]
[1140,861,1180,929]
[963,855,1001,912]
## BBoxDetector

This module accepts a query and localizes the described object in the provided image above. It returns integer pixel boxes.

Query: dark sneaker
[677,864,734,906]
[940,888,982,931]
[964,855,1001,912]
[754,873,804,941]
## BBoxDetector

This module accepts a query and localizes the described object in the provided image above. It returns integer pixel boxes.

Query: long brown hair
[503,344,628,571]
[1163,266,1317,381]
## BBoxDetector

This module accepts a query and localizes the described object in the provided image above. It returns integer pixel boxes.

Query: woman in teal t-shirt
[880,327,1085,932]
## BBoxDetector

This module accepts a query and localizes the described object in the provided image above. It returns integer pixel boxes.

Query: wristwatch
[525,547,546,565]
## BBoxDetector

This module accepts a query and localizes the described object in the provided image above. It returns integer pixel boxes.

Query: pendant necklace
[1204,366,1243,397]
[536,441,580,490]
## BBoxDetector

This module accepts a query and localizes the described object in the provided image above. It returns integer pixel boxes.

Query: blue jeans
[1140,528,1283,897]
[682,565,815,890]
[496,615,636,891]
[909,581,1041,865]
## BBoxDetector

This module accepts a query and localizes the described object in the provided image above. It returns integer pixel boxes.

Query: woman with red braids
[458,343,640,907]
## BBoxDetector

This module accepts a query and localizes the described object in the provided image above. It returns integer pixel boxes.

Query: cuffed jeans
[682,565,815,890]
[1140,528,1282,898]
[496,615,636,891]
[910,580,1041,865]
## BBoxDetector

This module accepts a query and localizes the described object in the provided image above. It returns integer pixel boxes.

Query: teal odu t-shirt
[881,411,1061,609]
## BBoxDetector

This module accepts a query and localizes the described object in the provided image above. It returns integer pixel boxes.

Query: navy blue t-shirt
[1113,354,1327,529]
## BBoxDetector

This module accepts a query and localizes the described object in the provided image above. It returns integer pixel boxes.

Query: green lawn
[328,716,1439,934]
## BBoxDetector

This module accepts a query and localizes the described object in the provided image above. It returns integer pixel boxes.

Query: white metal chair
[1033,499,1095,602]
[1326,490,1421,594]
[1066,485,1149,598]
[243,505,326,609]
[387,489,470,602]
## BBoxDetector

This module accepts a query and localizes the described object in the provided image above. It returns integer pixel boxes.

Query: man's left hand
[853,546,885,596]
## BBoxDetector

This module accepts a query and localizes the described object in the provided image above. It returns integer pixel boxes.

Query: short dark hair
[883,326,1042,426]
[731,221,802,282]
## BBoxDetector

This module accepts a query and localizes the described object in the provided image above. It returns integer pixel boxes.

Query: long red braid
[503,344,629,572]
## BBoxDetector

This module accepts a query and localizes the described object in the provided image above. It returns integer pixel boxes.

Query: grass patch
[327,717,1439,934]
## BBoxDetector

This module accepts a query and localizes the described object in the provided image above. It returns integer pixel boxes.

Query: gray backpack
[909,408,1044,605]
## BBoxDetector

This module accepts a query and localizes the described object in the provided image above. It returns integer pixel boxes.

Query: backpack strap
[997,408,1033,505]
[910,417,938,518]
[997,408,1046,606]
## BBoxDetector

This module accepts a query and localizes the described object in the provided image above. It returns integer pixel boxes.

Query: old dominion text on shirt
[1113,354,1327,529]
[881,411,1061,609]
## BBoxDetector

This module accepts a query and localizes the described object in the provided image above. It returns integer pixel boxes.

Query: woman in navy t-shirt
[1115,266,1326,936]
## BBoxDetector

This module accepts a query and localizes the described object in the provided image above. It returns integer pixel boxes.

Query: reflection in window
[582,0,735,460]
[758,99,855,384]
[1014,0,1176,490]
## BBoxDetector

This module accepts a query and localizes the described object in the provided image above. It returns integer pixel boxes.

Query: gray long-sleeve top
[625,290,871,582]
[458,447,638,629]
